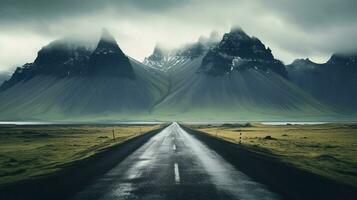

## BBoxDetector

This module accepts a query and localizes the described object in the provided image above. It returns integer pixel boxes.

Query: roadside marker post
[112,129,116,142]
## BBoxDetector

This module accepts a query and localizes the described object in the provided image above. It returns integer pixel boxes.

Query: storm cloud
[0,0,356,72]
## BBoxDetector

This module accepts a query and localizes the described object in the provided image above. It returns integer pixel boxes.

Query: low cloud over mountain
[1,0,356,73]
[2,28,356,121]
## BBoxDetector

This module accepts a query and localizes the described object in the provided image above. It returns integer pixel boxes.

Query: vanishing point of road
[71,122,280,200]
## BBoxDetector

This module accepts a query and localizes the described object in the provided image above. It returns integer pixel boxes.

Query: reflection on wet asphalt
[71,123,280,200]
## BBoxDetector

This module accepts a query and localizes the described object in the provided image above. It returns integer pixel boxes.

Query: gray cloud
[263,0,357,29]
[0,0,189,23]
[0,0,356,72]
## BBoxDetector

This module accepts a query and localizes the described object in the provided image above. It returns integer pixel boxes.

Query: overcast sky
[0,0,356,73]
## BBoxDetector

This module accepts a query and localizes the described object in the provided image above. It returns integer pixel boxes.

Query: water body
[0,121,53,125]
[0,121,163,125]
[261,122,328,125]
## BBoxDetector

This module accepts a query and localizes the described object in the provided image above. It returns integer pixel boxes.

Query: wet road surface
[71,123,280,200]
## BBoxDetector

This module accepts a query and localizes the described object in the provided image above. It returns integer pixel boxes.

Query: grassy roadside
[0,124,161,186]
[187,123,357,188]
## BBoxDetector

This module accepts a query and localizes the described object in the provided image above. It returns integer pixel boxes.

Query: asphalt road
[71,123,280,200]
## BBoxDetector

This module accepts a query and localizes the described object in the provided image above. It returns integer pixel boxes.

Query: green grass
[189,123,357,187]
[0,124,160,186]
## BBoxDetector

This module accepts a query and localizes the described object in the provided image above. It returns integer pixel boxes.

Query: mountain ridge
[287,52,357,112]
[88,28,135,78]
[0,29,167,120]
[0,29,135,91]
[198,28,288,78]
[0,28,354,121]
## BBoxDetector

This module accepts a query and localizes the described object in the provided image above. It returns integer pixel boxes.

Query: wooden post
[239,132,242,144]
[112,129,116,142]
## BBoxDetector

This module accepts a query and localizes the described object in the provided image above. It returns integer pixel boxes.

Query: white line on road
[173,144,176,151]
[174,163,180,184]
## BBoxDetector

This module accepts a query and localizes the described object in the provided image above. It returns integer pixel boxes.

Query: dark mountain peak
[0,37,93,91]
[33,38,92,73]
[216,27,274,60]
[226,27,250,41]
[1,29,136,91]
[94,28,126,56]
[327,53,357,66]
[290,58,315,66]
[199,27,287,78]
[287,58,319,73]
[88,29,135,78]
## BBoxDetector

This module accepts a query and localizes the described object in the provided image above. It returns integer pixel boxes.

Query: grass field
[0,124,161,186]
[189,123,357,187]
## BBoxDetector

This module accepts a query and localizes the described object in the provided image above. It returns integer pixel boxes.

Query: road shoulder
[182,125,357,200]
[0,126,166,200]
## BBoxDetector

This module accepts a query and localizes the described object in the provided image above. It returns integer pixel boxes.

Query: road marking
[174,163,180,184]
[173,144,176,151]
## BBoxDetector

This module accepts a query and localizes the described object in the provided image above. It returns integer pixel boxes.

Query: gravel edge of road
[182,125,357,200]
[0,125,167,200]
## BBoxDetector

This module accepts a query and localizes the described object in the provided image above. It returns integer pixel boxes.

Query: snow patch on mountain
[144,31,221,72]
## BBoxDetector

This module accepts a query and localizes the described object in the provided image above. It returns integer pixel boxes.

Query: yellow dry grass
[0,124,160,186]
[190,123,357,187]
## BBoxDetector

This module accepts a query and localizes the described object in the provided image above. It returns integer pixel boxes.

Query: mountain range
[0,28,355,122]
[287,55,357,114]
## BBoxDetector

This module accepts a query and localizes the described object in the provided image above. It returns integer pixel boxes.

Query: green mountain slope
[151,56,332,121]
[0,28,344,122]
[0,60,168,121]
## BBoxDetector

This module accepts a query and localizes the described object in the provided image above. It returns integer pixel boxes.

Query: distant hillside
[151,56,330,121]
[150,28,332,121]
[287,54,357,113]
[0,29,168,121]
[0,28,353,122]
